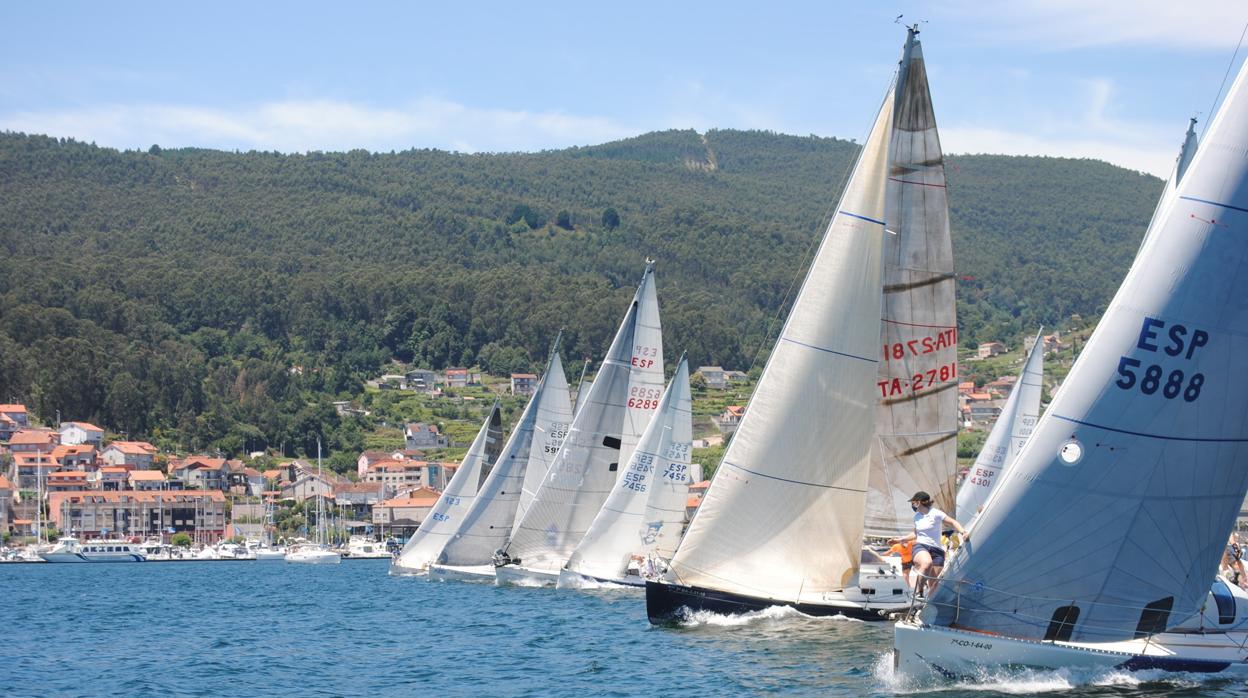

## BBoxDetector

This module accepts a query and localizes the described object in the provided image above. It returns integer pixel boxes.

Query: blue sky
[1,1,1245,175]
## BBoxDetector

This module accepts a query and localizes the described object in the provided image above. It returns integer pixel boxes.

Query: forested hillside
[0,129,1162,457]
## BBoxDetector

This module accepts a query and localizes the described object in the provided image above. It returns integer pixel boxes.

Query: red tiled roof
[0,404,28,413]
[0,475,12,489]
[47,471,88,479]
[107,441,158,455]
[9,430,57,445]
[128,470,166,481]
[62,421,104,432]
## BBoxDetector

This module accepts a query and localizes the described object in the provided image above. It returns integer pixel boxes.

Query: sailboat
[428,338,574,582]
[390,402,504,574]
[895,53,1248,680]
[558,355,693,588]
[954,330,1044,526]
[495,263,664,586]
[645,25,940,623]
[285,440,342,564]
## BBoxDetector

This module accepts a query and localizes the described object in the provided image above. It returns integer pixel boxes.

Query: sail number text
[878,361,958,397]
[632,345,659,368]
[628,385,662,409]
[1114,317,1207,402]
[882,328,957,361]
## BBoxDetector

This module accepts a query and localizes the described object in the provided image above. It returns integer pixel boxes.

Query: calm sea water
[4,560,1248,697]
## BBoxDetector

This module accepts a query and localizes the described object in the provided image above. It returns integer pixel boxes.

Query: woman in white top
[887,490,967,597]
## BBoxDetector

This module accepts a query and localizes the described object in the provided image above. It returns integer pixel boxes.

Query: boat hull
[254,550,286,561]
[40,551,145,563]
[557,568,645,589]
[284,551,341,564]
[645,580,906,624]
[428,564,497,583]
[894,620,1248,682]
[494,564,560,587]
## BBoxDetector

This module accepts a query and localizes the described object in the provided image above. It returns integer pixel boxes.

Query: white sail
[564,356,692,582]
[438,348,572,566]
[661,90,894,602]
[393,403,503,571]
[512,352,574,529]
[865,30,960,537]
[502,266,663,573]
[955,330,1044,525]
[620,271,666,466]
[930,58,1248,643]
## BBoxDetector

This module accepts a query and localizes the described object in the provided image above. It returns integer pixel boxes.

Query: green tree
[601,207,620,230]
[556,210,573,230]
[171,533,192,547]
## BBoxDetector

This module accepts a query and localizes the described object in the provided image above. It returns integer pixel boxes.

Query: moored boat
[40,537,146,563]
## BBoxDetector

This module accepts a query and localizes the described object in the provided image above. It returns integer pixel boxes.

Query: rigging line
[744,76,898,379]
[1202,18,1248,139]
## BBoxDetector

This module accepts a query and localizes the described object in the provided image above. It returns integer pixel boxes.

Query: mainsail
[865,27,960,537]
[954,330,1044,525]
[564,355,693,581]
[437,344,573,566]
[660,88,894,602]
[512,350,574,530]
[393,403,504,571]
[501,266,663,573]
[930,61,1248,643]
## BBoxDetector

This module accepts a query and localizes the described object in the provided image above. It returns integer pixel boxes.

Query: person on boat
[887,539,914,585]
[887,491,967,597]
[1223,533,1247,589]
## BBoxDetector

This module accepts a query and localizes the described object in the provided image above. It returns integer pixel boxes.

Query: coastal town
[0,335,1081,562]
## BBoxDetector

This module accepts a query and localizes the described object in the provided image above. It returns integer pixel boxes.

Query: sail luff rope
[1202,18,1248,139]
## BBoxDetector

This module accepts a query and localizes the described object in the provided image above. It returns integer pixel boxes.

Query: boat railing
[902,573,1221,646]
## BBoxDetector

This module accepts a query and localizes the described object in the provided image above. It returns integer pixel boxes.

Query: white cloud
[942,0,1248,50]
[942,74,1186,176]
[0,98,636,154]
[941,125,1175,176]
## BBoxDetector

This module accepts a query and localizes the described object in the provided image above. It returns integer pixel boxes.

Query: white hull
[556,568,644,589]
[894,620,1248,682]
[428,564,497,583]
[254,549,286,561]
[494,564,560,587]
[389,558,429,576]
[40,551,145,563]
[284,549,341,564]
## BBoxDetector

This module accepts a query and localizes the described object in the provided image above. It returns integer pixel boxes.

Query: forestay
[662,90,894,602]
[955,330,1044,525]
[438,348,572,566]
[503,266,662,573]
[564,356,692,581]
[394,403,504,571]
[865,28,960,538]
[930,60,1248,643]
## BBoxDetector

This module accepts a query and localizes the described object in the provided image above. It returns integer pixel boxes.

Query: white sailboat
[954,329,1044,525]
[645,25,936,623]
[495,263,664,586]
[559,355,693,588]
[429,338,574,582]
[391,403,504,574]
[285,441,342,565]
[895,53,1248,681]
